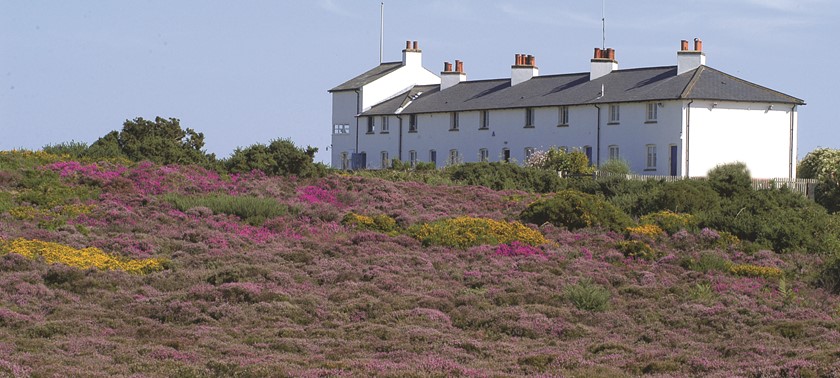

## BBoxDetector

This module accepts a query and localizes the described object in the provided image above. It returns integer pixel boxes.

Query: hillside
[1,153,840,377]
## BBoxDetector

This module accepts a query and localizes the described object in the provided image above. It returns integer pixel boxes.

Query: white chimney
[402,40,422,67]
[511,54,539,86]
[440,60,466,90]
[590,48,618,80]
[677,38,706,75]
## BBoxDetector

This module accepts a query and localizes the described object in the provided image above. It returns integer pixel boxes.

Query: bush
[341,212,399,234]
[616,240,661,260]
[640,211,698,235]
[164,193,289,225]
[650,179,720,215]
[225,138,326,178]
[520,190,632,231]
[409,216,548,248]
[598,158,631,175]
[729,264,784,279]
[525,148,594,176]
[707,162,751,198]
[446,162,562,193]
[90,117,216,166]
[565,278,610,311]
[798,148,840,213]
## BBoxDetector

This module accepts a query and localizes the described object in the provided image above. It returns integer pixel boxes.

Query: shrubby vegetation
[798,148,840,212]
[225,138,326,178]
[520,190,633,231]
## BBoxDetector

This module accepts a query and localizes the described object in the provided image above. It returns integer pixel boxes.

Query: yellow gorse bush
[411,216,548,248]
[729,264,784,279]
[341,212,398,234]
[626,224,665,240]
[639,210,697,234]
[0,238,165,274]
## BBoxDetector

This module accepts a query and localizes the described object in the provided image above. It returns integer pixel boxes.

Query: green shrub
[41,141,89,159]
[565,278,610,312]
[707,162,751,198]
[341,212,399,234]
[520,190,632,231]
[525,148,594,176]
[640,211,698,234]
[225,138,326,178]
[599,158,631,175]
[446,162,562,193]
[164,193,289,225]
[798,148,840,213]
[651,179,720,215]
[616,240,661,260]
[816,254,840,294]
[680,252,731,273]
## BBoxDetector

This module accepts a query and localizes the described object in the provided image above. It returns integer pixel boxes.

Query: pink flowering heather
[495,241,545,258]
[297,185,341,206]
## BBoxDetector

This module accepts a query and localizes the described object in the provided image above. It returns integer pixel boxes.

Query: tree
[707,162,751,198]
[225,138,325,177]
[85,117,214,166]
[799,148,840,212]
[525,147,594,176]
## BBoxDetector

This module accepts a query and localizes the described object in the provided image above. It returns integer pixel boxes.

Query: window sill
[607,122,620,125]
[557,124,569,128]
[524,125,535,129]
[365,132,375,135]
[408,130,418,133]
[643,168,657,172]
[380,131,389,134]
[478,127,489,131]
[449,129,459,132]
[644,120,658,124]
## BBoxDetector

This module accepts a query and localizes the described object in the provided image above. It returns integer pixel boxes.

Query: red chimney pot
[413,41,419,50]
[593,48,602,59]
[405,40,412,50]
[444,62,452,72]
[694,38,702,51]
[680,40,689,51]
[456,60,463,73]
[607,48,615,61]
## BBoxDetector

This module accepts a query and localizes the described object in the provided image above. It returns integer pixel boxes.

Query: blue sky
[2,1,837,163]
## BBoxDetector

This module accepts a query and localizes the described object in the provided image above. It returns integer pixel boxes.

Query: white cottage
[329,39,804,179]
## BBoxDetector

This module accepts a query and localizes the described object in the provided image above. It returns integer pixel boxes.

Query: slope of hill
[1,155,839,377]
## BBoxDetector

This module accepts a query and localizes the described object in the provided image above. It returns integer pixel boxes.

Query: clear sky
[2,1,837,163]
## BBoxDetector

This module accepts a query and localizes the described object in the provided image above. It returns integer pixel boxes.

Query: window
[450,112,459,131]
[366,117,375,133]
[558,106,569,126]
[479,111,489,130]
[608,104,620,124]
[448,149,460,166]
[524,108,535,128]
[381,151,389,169]
[646,145,657,169]
[479,148,489,162]
[584,146,593,164]
[524,147,535,162]
[429,150,437,166]
[646,103,658,123]
[502,148,511,162]
[608,145,620,160]
[409,150,417,168]
[381,116,390,133]
[409,114,417,132]
[340,152,349,170]
[332,124,350,135]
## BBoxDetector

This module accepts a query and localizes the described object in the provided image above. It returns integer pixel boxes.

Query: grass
[163,193,290,225]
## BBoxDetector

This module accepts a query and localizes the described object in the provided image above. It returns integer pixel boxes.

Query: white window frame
[608,145,620,160]
[381,151,389,169]
[381,116,389,133]
[479,148,489,162]
[409,150,417,168]
[646,144,657,169]
[524,147,535,162]
[448,149,460,166]
[480,110,489,130]
[450,112,459,131]
[429,149,437,165]
[409,114,417,132]
[525,107,535,128]
[609,104,620,124]
[367,117,375,133]
[558,106,569,126]
[332,124,350,135]
[646,103,658,123]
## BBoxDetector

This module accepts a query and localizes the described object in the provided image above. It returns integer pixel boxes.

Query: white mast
[379,2,384,64]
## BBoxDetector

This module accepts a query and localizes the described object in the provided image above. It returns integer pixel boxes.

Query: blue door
[670,146,678,176]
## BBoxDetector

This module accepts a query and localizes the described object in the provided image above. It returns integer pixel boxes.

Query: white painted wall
[599,101,683,175]
[360,65,439,111]
[330,91,359,168]
[687,100,796,178]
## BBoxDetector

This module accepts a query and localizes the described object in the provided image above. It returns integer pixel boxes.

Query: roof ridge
[679,66,705,98]
[699,66,805,104]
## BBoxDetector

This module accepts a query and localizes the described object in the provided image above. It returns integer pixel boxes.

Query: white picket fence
[592,172,819,198]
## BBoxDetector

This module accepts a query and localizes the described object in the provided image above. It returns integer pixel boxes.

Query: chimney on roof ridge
[441,59,466,90]
[511,53,539,86]
[677,37,706,75]
[590,47,618,80]
[402,40,422,67]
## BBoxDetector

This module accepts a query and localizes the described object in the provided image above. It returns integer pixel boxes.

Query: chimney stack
[590,48,618,80]
[402,40,423,67]
[511,53,539,85]
[677,38,706,75]
[441,59,466,90]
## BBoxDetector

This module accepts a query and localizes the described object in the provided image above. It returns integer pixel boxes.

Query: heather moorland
[2,148,840,377]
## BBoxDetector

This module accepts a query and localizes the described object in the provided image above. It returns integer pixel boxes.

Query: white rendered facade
[330,40,803,178]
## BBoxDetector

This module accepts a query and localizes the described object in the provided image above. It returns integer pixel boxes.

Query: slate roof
[362,65,804,116]
[329,62,403,92]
